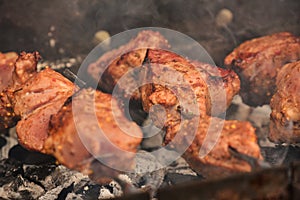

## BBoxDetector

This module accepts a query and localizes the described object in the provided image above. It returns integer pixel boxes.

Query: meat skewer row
[269,60,300,144]
[88,33,263,179]
[224,32,300,106]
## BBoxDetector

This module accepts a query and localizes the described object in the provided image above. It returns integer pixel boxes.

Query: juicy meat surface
[0,52,18,130]
[166,117,262,179]
[270,61,300,143]
[44,88,142,177]
[14,68,76,151]
[88,30,170,100]
[224,32,300,106]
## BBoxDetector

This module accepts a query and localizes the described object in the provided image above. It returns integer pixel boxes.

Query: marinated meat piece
[0,52,18,130]
[224,32,300,106]
[0,52,38,130]
[270,61,300,143]
[140,49,239,127]
[191,61,240,116]
[0,52,18,91]
[141,49,209,127]
[44,88,142,179]
[14,68,76,151]
[166,117,262,179]
[88,30,170,100]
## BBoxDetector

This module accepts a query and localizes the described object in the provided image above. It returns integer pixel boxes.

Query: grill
[0,0,300,199]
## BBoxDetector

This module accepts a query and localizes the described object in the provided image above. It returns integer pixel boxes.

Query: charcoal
[9,145,55,165]
[74,182,101,200]
[23,164,57,184]
[0,158,23,186]
[0,175,44,200]
[0,136,6,149]
[128,151,165,191]
[162,173,200,186]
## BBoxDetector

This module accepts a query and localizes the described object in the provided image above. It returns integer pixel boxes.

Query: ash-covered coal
[0,129,123,200]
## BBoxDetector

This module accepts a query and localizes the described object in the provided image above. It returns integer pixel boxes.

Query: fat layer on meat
[224,32,300,106]
[14,68,76,151]
[270,61,300,143]
[44,88,142,179]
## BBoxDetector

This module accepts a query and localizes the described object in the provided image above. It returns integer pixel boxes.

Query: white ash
[128,150,166,190]
[40,165,89,191]
[0,175,44,200]
[226,95,271,140]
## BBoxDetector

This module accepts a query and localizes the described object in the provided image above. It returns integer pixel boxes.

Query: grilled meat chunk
[88,30,170,100]
[224,32,300,106]
[14,68,76,151]
[44,88,142,180]
[141,49,208,129]
[0,52,38,130]
[270,61,300,143]
[141,49,239,128]
[166,117,262,179]
[0,52,18,130]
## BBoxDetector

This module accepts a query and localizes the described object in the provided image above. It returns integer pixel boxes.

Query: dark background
[0,0,299,65]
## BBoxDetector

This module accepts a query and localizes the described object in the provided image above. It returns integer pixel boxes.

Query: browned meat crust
[14,68,76,151]
[0,52,18,130]
[166,117,262,179]
[191,61,240,116]
[88,30,170,100]
[44,88,142,177]
[224,32,300,106]
[0,52,39,130]
[270,61,300,143]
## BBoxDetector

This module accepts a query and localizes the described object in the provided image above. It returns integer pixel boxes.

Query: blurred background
[0,0,299,65]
